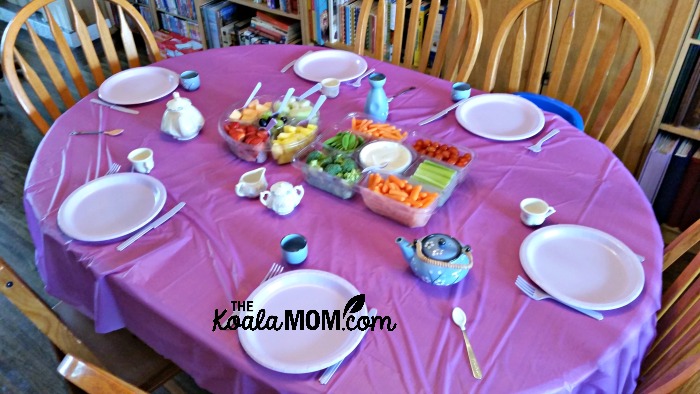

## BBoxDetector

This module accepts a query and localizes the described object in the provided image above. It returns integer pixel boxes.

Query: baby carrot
[409,184,422,201]
[420,193,438,208]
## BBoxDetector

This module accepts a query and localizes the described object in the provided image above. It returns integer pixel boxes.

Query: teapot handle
[259,191,270,207]
[294,185,304,199]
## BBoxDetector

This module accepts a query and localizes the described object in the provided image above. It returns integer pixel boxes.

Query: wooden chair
[355,0,483,82]
[0,256,181,392]
[635,218,700,392]
[0,0,162,134]
[482,0,655,151]
[58,354,147,394]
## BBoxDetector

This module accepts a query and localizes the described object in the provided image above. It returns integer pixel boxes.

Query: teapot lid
[419,234,461,262]
[166,92,191,110]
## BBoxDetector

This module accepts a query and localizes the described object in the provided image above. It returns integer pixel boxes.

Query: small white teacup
[128,148,154,174]
[235,167,268,198]
[321,78,340,98]
[520,198,555,226]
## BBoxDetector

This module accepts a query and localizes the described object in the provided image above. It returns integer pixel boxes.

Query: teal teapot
[396,234,473,286]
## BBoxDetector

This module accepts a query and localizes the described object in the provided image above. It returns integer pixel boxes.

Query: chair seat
[514,92,584,130]
[53,302,179,391]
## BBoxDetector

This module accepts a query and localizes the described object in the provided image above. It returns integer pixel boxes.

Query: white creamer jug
[161,92,204,140]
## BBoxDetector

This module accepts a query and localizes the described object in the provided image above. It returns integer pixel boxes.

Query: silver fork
[527,129,560,153]
[104,163,121,176]
[349,68,376,87]
[259,262,284,286]
[515,275,603,320]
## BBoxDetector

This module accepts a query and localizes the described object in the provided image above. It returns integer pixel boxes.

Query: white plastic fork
[349,68,376,87]
[515,275,603,320]
[527,129,560,153]
[105,163,121,176]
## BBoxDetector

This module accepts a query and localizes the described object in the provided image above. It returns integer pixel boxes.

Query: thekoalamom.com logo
[212,294,396,332]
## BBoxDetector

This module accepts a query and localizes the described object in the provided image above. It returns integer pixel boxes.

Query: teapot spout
[395,237,415,262]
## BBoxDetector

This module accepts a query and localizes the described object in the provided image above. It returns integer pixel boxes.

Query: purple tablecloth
[24,45,662,393]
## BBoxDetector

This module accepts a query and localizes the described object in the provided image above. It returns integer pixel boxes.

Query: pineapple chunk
[228,109,242,120]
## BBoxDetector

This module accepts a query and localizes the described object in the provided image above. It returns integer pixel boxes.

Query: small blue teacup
[180,70,200,91]
[451,82,471,102]
[281,234,308,265]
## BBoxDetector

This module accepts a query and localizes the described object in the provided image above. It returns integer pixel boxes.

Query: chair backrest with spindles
[482,0,654,151]
[355,0,483,82]
[1,0,162,134]
[635,218,700,392]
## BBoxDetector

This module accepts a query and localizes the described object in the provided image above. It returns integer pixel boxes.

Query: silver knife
[319,308,378,385]
[91,98,139,115]
[281,50,313,73]
[117,202,186,251]
[418,97,471,126]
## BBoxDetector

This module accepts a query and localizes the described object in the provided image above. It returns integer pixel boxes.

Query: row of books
[638,132,700,230]
[135,4,157,31]
[201,0,241,48]
[251,0,299,14]
[663,19,700,129]
[238,26,301,45]
[308,0,441,66]
[154,0,197,20]
[249,12,301,43]
[158,12,201,42]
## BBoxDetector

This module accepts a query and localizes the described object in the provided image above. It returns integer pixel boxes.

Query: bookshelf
[133,0,312,50]
[225,0,312,44]
[647,1,700,242]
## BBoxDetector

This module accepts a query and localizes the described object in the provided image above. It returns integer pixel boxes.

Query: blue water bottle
[364,73,389,121]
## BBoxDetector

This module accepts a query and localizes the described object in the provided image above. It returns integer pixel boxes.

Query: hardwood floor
[0,20,209,394]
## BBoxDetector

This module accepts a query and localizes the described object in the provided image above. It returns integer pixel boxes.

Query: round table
[24,45,663,393]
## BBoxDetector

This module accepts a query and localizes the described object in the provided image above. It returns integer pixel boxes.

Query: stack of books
[241,11,301,45]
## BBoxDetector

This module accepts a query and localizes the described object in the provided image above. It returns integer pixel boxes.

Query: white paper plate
[238,270,368,373]
[294,50,368,82]
[455,94,545,141]
[57,173,167,242]
[98,66,179,105]
[520,224,644,310]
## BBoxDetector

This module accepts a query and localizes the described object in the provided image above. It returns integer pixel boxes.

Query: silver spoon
[70,128,124,136]
[387,86,416,103]
[452,307,483,379]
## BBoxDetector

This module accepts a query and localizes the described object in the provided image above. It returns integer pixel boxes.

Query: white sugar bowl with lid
[260,181,304,215]
[161,92,204,140]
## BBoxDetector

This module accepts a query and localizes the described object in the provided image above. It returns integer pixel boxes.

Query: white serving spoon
[298,83,322,100]
[272,88,296,118]
[243,82,262,108]
[298,95,326,127]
